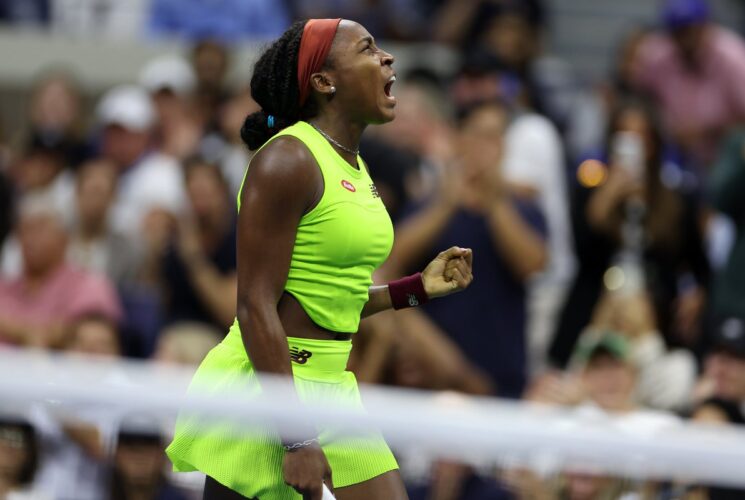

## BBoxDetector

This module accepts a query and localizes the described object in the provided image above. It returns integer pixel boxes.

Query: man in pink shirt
[631,0,745,168]
[0,194,122,348]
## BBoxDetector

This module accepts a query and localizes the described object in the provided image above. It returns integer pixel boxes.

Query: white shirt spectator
[110,152,185,238]
[502,112,576,374]
[30,403,117,500]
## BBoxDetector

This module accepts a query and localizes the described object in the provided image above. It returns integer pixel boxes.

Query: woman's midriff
[276,292,353,341]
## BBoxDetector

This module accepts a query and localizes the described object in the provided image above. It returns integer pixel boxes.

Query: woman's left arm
[362,246,473,318]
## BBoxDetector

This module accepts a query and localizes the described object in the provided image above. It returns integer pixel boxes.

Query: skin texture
[236,20,473,500]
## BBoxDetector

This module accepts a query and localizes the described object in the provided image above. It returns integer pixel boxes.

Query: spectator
[67,159,140,285]
[191,41,231,134]
[550,97,710,367]
[692,316,745,500]
[388,100,547,397]
[630,0,745,169]
[8,135,75,217]
[139,55,203,162]
[708,129,745,319]
[159,159,237,329]
[0,417,47,500]
[0,193,122,347]
[152,322,221,367]
[213,88,259,197]
[66,314,123,358]
[148,0,290,42]
[699,316,745,405]
[111,422,187,500]
[96,84,185,239]
[30,315,122,500]
[26,71,87,170]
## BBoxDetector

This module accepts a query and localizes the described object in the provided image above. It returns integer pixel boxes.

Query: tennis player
[167,18,473,500]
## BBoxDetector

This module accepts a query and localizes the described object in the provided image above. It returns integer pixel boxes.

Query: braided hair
[241,21,324,150]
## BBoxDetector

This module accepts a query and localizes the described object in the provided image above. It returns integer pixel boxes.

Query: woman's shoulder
[248,134,320,185]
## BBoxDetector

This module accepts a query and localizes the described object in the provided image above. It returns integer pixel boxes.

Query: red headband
[297,18,341,107]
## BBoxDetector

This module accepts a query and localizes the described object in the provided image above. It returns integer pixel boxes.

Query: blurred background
[2,0,745,498]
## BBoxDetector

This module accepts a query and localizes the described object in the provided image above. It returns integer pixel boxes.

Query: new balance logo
[289,347,312,364]
[407,293,419,307]
[370,183,380,198]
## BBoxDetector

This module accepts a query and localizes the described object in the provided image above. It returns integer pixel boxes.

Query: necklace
[310,123,359,156]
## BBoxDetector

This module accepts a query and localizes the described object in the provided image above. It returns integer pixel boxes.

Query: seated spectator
[387,100,547,397]
[66,313,123,358]
[630,0,745,169]
[26,70,87,170]
[31,315,122,500]
[111,421,187,500]
[691,316,745,500]
[551,97,710,367]
[139,56,203,162]
[159,159,236,329]
[209,87,259,198]
[0,194,122,348]
[67,159,141,285]
[0,417,48,500]
[95,84,185,239]
[698,316,745,405]
[8,134,75,214]
[152,322,221,367]
[191,41,231,134]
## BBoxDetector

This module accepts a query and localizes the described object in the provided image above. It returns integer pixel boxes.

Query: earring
[329,86,336,95]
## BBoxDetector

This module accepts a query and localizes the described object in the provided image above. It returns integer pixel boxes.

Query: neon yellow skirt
[166,326,398,499]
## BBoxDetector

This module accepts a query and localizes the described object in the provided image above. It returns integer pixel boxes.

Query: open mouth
[384,75,396,99]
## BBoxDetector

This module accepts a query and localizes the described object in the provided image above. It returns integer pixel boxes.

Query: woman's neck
[309,112,366,167]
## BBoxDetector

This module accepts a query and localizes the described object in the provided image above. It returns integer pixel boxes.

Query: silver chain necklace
[310,123,359,156]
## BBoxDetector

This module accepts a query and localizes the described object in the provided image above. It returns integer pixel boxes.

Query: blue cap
[663,0,710,30]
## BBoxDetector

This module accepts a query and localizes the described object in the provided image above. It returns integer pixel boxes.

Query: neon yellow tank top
[230,121,394,335]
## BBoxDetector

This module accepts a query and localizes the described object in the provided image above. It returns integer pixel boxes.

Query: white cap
[96,85,155,131]
[139,55,196,96]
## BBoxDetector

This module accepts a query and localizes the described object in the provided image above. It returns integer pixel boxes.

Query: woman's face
[457,103,507,181]
[323,21,397,124]
[614,108,655,166]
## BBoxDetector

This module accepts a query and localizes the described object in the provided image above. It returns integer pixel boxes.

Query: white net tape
[1,349,744,488]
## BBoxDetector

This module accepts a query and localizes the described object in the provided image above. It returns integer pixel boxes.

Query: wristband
[388,272,429,309]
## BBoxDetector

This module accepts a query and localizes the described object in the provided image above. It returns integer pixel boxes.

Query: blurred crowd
[2,0,745,499]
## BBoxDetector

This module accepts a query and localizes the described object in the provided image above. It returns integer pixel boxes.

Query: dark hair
[183,156,230,195]
[455,98,509,127]
[241,20,324,151]
[604,94,665,182]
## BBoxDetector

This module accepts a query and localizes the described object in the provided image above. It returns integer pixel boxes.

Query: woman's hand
[282,442,333,500]
[422,247,474,299]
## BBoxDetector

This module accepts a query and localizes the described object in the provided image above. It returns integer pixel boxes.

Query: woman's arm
[235,137,332,496]
[235,137,321,379]
[362,247,474,318]
[487,196,547,282]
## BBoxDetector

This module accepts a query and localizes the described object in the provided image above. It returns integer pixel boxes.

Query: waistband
[223,320,352,374]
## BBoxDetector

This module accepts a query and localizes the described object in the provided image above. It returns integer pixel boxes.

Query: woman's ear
[310,72,336,98]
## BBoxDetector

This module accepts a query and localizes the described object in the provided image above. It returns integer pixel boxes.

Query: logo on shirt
[290,347,313,365]
[341,180,356,192]
[370,183,380,198]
